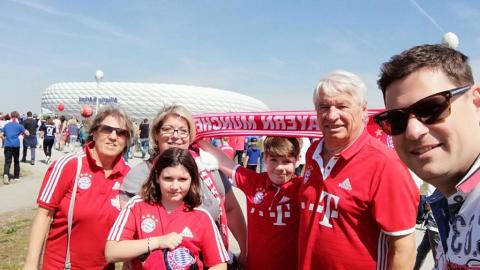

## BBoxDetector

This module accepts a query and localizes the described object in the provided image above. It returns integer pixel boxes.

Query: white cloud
[10,0,144,44]
[409,0,444,32]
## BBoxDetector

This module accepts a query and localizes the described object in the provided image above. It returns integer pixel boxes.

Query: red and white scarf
[193,109,393,148]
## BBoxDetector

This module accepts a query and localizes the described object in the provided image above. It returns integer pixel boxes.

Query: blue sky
[1,0,479,114]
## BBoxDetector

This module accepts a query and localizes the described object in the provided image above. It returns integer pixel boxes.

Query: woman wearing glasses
[24,107,134,270]
[119,105,246,269]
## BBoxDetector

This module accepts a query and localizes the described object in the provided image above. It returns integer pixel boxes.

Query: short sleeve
[372,158,419,235]
[120,161,151,202]
[197,210,229,266]
[233,166,261,195]
[36,154,78,210]
[107,197,139,241]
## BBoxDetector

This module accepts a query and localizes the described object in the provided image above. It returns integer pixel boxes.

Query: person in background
[21,111,38,165]
[3,111,28,184]
[66,117,80,152]
[138,118,150,159]
[295,138,311,176]
[376,43,480,269]
[243,137,261,172]
[219,137,234,159]
[230,136,245,166]
[106,148,228,270]
[298,70,419,270]
[24,107,134,270]
[38,117,56,164]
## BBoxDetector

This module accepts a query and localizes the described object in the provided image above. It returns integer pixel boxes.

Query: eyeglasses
[374,86,470,135]
[160,126,189,138]
[97,124,130,138]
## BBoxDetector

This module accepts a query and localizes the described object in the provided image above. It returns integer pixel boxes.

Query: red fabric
[228,136,245,151]
[234,166,301,270]
[193,110,389,145]
[107,199,229,269]
[298,130,419,270]
[219,144,235,159]
[36,143,129,270]
[143,250,166,270]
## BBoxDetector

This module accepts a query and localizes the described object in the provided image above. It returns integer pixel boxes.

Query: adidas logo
[112,181,121,190]
[278,196,290,204]
[338,178,352,191]
[180,227,194,238]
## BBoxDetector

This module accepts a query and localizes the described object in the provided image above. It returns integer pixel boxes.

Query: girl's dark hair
[140,148,201,210]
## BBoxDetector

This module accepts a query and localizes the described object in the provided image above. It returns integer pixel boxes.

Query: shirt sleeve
[372,157,420,235]
[233,166,260,195]
[107,197,139,241]
[36,154,78,210]
[197,210,229,266]
[120,161,151,202]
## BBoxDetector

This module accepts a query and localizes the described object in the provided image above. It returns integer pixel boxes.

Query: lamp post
[94,70,104,114]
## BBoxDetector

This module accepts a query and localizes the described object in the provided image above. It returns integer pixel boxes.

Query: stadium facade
[41,82,269,120]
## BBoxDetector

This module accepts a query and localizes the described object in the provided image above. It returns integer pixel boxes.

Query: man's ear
[473,85,480,108]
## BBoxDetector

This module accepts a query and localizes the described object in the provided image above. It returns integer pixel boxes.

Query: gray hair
[313,70,367,110]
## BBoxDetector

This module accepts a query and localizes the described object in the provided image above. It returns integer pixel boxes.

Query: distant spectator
[243,137,261,171]
[138,118,149,159]
[21,111,38,165]
[219,137,234,159]
[295,138,311,176]
[67,118,80,152]
[39,117,56,164]
[3,111,28,184]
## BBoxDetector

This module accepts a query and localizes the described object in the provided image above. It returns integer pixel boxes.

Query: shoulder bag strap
[64,153,82,270]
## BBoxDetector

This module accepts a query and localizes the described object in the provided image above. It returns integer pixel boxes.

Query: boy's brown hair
[263,137,300,158]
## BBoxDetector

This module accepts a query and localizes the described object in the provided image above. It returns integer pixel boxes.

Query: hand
[153,232,182,250]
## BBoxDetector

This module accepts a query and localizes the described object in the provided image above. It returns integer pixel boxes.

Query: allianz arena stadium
[41,82,269,120]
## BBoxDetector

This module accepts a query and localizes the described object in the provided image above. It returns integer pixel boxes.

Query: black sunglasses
[97,124,130,138]
[374,86,470,135]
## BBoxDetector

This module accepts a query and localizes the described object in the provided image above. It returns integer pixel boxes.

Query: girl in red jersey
[106,147,229,270]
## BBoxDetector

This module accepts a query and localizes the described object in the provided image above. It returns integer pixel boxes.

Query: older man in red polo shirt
[298,70,419,270]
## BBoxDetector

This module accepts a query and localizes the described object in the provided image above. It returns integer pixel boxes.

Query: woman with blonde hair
[120,105,247,268]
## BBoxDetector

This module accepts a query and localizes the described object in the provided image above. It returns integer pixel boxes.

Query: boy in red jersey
[199,137,301,270]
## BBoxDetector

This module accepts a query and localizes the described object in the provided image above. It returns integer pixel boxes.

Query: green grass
[0,210,34,270]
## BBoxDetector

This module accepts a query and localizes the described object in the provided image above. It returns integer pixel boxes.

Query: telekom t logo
[318,191,340,228]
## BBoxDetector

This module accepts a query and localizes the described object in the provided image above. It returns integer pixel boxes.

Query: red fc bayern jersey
[36,143,130,270]
[298,130,419,270]
[107,197,229,269]
[233,166,301,270]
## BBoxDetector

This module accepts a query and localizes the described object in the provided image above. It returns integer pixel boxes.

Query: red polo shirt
[108,198,229,269]
[233,166,301,270]
[298,130,419,270]
[37,143,130,270]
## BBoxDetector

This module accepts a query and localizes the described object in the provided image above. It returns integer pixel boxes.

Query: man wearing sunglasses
[377,44,480,269]
[298,70,419,270]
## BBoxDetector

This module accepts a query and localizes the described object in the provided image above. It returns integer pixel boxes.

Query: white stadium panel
[41,82,269,120]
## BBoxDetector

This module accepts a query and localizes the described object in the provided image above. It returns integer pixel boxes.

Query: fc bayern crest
[253,191,265,204]
[165,246,196,270]
[78,174,92,190]
[141,215,157,233]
